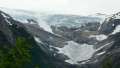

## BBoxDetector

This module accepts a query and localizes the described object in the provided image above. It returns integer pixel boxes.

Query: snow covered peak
[0,8,37,23]
[0,11,13,25]
[0,8,53,33]
[111,12,120,19]
[98,12,120,35]
[105,12,120,22]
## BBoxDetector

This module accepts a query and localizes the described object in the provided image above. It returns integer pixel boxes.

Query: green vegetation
[0,37,33,68]
[34,64,41,68]
[102,56,112,68]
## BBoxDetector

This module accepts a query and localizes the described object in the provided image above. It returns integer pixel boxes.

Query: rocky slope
[80,12,120,68]
[0,8,120,68]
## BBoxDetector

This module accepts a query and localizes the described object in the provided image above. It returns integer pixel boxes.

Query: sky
[0,0,120,15]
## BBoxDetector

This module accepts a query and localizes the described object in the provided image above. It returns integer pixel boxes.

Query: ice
[55,41,95,64]
[89,34,108,41]
[111,25,120,34]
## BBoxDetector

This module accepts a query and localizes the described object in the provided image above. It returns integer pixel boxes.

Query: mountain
[81,12,120,68]
[0,8,120,68]
[0,9,68,68]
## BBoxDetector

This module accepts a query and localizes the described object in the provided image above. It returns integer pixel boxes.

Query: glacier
[55,41,95,64]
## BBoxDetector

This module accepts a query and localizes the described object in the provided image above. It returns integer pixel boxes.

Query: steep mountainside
[80,12,120,68]
[0,9,75,68]
[0,8,120,68]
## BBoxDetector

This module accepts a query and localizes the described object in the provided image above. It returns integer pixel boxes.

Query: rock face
[0,8,120,68]
[0,11,14,45]
[0,9,74,68]
[80,12,120,68]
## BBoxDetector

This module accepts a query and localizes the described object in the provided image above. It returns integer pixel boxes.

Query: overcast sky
[0,0,120,15]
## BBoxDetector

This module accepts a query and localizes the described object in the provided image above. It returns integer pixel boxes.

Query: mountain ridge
[0,8,120,68]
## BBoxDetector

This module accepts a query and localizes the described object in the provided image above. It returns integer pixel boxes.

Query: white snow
[0,8,53,33]
[36,18,53,33]
[111,25,120,34]
[1,13,10,18]
[34,37,43,44]
[54,41,114,64]
[96,41,114,51]
[1,13,12,25]
[113,13,120,19]
[96,51,106,56]
[0,8,37,23]
[5,19,12,25]
[112,24,115,26]
[89,34,108,41]
[55,41,95,64]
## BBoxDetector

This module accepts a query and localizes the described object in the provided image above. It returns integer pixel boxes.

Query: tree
[0,37,32,68]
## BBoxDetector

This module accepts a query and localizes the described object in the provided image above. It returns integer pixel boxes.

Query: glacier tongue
[55,41,95,64]
[38,20,53,33]
[35,15,53,33]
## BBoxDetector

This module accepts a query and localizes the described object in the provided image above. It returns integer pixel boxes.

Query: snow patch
[89,34,108,41]
[1,13,10,18]
[96,41,114,51]
[55,41,114,64]
[55,41,95,64]
[112,12,120,19]
[1,13,12,25]
[5,19,12,25]
[111,25,120,34]
[96,51,106,56]
[37,18,53,33]
[34,37,43,44]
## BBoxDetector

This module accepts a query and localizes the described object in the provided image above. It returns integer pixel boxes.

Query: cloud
[0,0,120,15]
